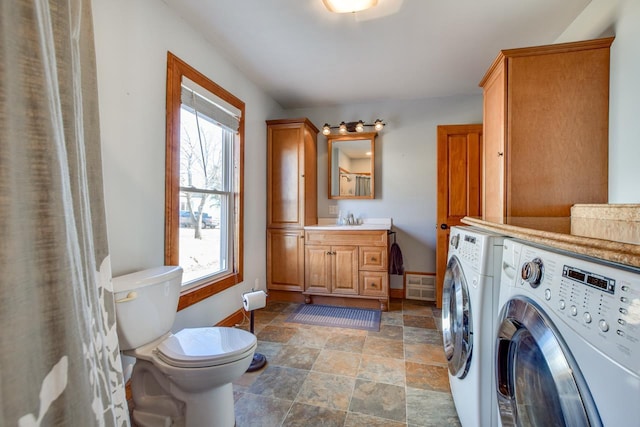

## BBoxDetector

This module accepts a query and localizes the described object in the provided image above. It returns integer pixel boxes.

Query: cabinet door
[267,229,305,291]
[305,245,331,293]
[359,271,388,297]
[359,246,387,271]
[332,246,359,295]
[267,124,306,228]
[482,58,507,220]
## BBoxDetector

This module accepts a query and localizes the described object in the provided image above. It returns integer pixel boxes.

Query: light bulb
[339,122,347,134]
[322,124,331,135]
[322,0,378,13]
[355,121,365,132]
[374,119,384,131]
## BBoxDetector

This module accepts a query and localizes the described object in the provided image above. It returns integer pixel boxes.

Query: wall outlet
[328,204,338,215]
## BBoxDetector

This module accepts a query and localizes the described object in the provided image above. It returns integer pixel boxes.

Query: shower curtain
[1,1,129,425]
[355,175,371,197]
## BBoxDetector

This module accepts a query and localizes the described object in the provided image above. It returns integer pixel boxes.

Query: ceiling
[162,0,592,109]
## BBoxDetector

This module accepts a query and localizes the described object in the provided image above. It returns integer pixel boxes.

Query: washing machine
[442,226,505,427]
[496,239,640,426]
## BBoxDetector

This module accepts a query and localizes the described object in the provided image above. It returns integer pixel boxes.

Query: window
[165,52,244,310]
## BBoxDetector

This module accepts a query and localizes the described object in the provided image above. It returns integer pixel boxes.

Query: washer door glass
[495,297,602,427]
[442,255,472,378]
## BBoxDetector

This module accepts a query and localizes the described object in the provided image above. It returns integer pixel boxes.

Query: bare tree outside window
[179,108,223,240]
[178,105,231,284]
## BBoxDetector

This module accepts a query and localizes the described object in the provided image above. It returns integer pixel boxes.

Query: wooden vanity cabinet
[304,229,389,310]
[480,37,613,219]
[305,245,358,295]
[266,119,318,296]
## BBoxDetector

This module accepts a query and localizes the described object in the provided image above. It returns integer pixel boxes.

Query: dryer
[496,239,640,426]
[442,226,505,426]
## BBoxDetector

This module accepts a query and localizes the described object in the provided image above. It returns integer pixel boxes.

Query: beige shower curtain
[1,0,129,425]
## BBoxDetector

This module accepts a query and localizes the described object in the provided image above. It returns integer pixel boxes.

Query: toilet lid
[156,327,257,368]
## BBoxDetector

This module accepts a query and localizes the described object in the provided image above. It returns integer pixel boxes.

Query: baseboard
[389,288,404,299]
[124,308,245,407]
[266,289,306,303]
[217,308,246,327]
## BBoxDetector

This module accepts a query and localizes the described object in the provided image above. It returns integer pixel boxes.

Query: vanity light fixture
[322,0,378,13]
[322,119,385,135]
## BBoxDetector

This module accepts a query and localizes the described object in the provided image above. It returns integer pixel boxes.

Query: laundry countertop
[462,216,640,269]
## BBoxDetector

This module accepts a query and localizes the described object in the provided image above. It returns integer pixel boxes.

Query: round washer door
[495,296,602,427]
[442,255,473,378]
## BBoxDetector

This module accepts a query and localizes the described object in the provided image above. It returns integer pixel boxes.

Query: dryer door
[442,255,472,378]
[495,296,601,427]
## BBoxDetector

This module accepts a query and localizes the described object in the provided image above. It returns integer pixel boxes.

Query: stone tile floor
[233,299,461,427]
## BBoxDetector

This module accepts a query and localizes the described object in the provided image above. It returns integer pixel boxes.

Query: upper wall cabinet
[480,37,614,219]
[267,118,318,228]
[328,132,376,199]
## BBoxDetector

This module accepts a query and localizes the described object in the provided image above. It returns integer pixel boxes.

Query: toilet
[113,266,257,427]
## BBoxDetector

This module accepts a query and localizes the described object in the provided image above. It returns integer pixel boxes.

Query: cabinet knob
[370,257,376,262]
[370,283,377,288]
[498,152,504,157]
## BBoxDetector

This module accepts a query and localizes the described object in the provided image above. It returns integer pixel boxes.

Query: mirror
[328,132,376,199]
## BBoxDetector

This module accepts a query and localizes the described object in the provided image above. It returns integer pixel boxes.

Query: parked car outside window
[198,212,219,229]
[179,210,219,229]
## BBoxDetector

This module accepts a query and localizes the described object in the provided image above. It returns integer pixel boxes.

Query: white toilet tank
[113,266,183,350]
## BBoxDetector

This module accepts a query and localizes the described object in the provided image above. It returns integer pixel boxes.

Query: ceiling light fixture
[322,0,379,14]
[322,119,385,135]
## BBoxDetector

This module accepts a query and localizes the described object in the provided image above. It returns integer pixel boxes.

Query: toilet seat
[156,327,257,368]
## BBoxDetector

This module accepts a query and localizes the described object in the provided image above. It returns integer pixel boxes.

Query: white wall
[288,95,483,287]
[92,0,283,336]
[557,0,640,202]
[608,0,640,202]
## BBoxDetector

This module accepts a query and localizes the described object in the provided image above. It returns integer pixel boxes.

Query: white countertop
[304,217,392,231]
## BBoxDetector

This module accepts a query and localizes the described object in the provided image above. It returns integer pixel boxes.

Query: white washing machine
[497,239,640,426]
[442,226,505,427]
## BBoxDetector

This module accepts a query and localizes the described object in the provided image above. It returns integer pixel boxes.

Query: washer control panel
[449,228,482,268]
[514,244,640,375]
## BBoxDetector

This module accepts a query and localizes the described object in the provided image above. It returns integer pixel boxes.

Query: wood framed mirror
[327,132,376,199]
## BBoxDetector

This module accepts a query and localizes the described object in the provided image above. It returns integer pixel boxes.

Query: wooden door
[435,124,483,308]
[331,246,359,295]
[305,245,332,293]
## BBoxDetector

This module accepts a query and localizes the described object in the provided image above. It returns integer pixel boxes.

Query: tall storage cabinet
[266,119,318,296]
[480,37,613,219]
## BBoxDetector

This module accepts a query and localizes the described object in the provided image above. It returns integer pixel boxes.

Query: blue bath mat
[286,304,381,331]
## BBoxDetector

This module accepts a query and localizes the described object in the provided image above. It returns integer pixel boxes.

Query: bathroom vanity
[303,220,391,311]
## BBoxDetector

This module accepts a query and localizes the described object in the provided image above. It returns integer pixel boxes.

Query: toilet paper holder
[242,289,268,372]
[242,289,267,312]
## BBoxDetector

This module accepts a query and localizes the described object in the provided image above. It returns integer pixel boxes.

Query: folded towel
[389,242,404,275]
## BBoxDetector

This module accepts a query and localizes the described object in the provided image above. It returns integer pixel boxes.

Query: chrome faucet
[347,213,355,225]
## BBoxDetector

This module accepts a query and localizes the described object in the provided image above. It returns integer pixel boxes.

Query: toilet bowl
[113,266,257,427]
